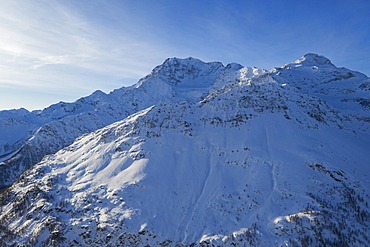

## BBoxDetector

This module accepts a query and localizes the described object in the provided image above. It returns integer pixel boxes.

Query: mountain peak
[225,62,244,71]
[292,53,335,67]
[159,57,223,69]
[148,57,225,86]
[162,56,198,64]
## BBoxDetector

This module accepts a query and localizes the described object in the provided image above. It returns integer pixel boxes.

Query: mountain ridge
[0,56,267,188]
[0,54,369,246]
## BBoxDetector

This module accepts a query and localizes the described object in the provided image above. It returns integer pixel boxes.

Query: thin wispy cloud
[0,0,369,110]
[0,0,173,110]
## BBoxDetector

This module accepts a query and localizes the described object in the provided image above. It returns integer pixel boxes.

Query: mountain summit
[291,53,335,67]
[0,54,369,246]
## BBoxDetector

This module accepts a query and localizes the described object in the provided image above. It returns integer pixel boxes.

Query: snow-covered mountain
[270,53,370,130]
[0,57,265,188]
[0,54,369,246]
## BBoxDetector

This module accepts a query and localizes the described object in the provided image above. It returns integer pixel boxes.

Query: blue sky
[0,0,369,110]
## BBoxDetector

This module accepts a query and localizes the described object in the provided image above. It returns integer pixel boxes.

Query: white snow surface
[0,57,262,187]
[0,54,369,246]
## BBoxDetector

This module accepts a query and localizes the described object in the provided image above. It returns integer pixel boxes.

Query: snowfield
[0,54,369,246]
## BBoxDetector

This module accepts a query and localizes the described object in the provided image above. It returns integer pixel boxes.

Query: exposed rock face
[0,54,369,246]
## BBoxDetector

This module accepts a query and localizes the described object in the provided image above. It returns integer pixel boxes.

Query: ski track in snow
[182,150,211,242]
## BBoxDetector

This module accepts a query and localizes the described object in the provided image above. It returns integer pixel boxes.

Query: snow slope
[0,54,369,246]
[0,57,263,188]
[270,53,370,131]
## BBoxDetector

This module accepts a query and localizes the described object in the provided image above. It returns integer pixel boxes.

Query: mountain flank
[0,54,369,246]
